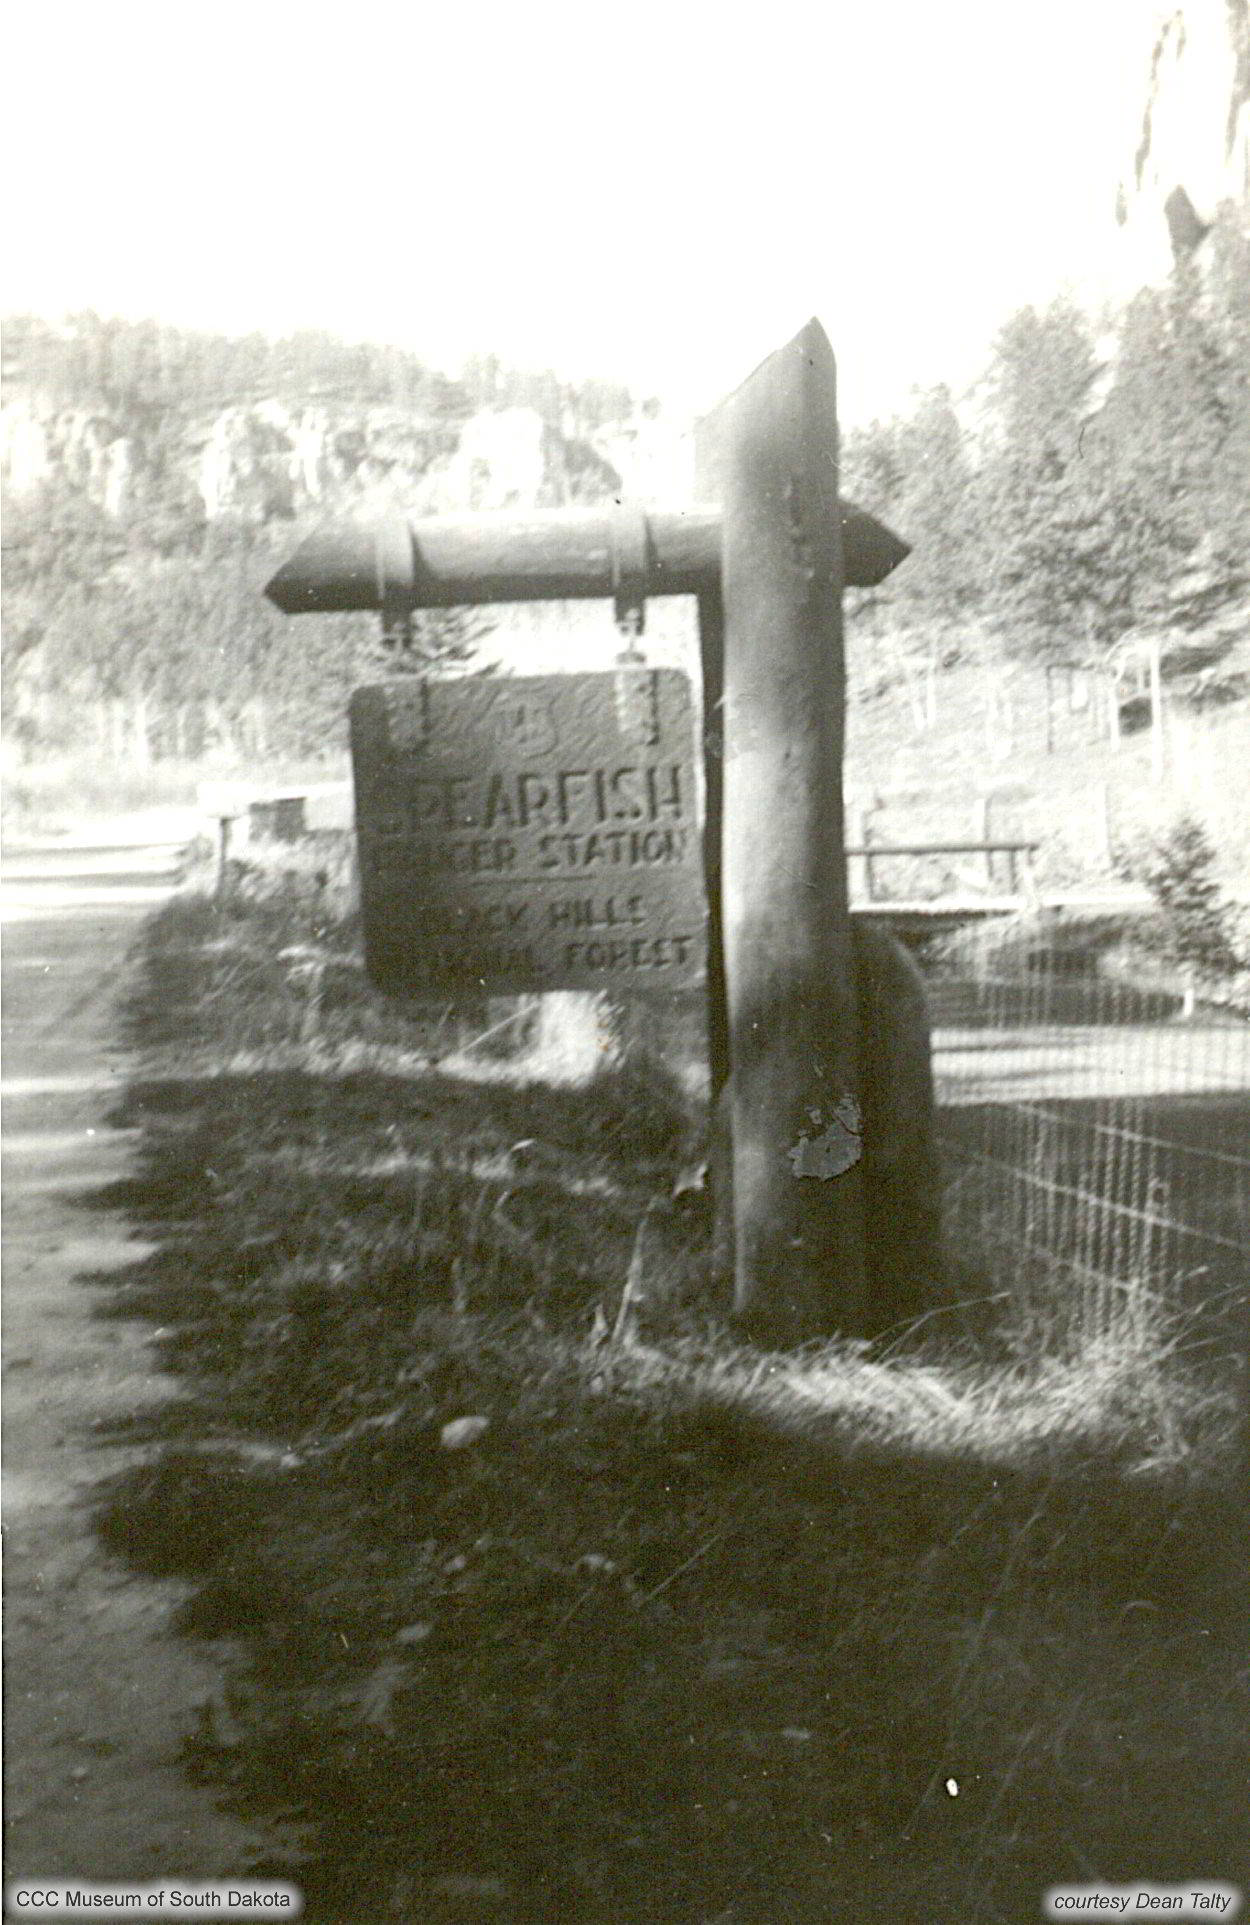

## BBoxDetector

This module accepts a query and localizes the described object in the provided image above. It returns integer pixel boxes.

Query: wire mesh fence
[206,814,1249,1353]
[923,917,1250,1349]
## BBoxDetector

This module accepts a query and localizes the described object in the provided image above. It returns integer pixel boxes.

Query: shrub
[1141,813,1241,983]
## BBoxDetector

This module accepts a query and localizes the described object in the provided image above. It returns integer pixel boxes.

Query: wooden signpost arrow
[263,320,910,1342]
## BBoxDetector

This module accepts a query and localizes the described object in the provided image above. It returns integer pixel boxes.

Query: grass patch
[90,884,1250,1923]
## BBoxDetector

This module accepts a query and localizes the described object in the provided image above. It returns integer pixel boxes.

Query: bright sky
[4,0,1162,423]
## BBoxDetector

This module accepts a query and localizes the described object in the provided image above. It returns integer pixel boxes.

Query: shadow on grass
[82,1055,707,1446]
[92,1308,1249,1924]
[81,888,1250,1923]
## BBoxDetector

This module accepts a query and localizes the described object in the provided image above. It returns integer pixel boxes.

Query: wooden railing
[845,840,1041,905]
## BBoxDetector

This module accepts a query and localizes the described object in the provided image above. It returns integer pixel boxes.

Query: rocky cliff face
[2,400,137,516]
[1115,0,1249,284]
[0,390,643,524]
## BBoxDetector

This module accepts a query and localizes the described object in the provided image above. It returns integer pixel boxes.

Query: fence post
[1093,780,1112,867]
[132,695,152,768]
[1105,670,1121,745]
[1045,665,1056,755]
[1018,846,1040,908]
[214,813,234,901]
[1149,635,1165,786]
[978,795,994,891]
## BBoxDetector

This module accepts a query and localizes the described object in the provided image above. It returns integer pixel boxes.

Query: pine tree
[1142,814,1241,1010]
[979,299,1127,657]
[355,607,494,683]
[841,388,986,648]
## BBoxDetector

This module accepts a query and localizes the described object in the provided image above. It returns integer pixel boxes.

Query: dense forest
[3,198,1247,770]
[841,201,1249,694]
[1,313,634,443]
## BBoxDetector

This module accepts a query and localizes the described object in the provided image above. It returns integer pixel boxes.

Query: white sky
[4,0,1162,424]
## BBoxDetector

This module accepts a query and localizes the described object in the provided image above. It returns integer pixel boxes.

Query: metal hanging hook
[609,504,650,663]
[376,524,417,652]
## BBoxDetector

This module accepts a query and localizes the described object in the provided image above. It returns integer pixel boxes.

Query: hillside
[5,184,1249,890]
[843,648,1250,895]
[0,317,653,773]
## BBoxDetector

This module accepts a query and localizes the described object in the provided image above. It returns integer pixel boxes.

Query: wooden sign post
[714,322,867,1339]
[264,321,909,1342]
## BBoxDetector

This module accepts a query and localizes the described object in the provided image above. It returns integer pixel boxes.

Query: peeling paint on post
[719,319,868,1340]
[786,1097,862,1180]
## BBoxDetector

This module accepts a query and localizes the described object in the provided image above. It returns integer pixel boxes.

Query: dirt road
[2,818,264,1886]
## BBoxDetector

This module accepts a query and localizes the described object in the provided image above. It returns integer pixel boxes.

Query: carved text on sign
[351,670,707,996]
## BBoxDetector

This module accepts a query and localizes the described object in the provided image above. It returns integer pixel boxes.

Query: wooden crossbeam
[264,501,908,614]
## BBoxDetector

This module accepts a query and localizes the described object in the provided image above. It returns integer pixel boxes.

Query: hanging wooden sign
[350,669,707,996]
